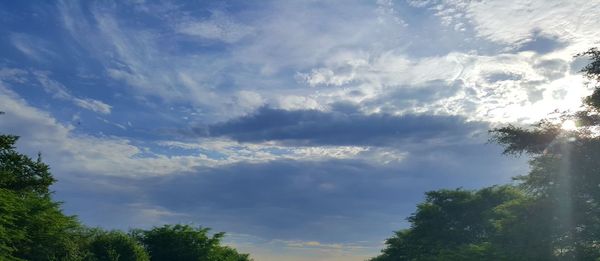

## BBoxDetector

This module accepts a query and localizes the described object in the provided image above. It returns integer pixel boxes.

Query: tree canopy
[134,225,251,261]
[0,134,83,260]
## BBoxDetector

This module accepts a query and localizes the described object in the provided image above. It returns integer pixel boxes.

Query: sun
[561,119,577,131]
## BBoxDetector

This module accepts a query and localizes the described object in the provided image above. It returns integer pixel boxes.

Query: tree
[0,135,54,195]
[86,230,149,261]
[371,186,525,261]
[0,134,84,260]
[135,224,252,261]
[489,48,600,260]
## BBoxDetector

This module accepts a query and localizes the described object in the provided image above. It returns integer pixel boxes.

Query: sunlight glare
[562,120,577,131]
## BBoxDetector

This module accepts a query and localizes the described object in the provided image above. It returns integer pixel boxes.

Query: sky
[0,0,599,260]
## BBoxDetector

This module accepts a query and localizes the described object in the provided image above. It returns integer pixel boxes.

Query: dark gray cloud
[517,32,567,54]
[485,72,522,82]
[202,106,488,147]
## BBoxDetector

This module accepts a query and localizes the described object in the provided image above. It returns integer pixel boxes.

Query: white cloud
[230,1,407,76]
[73,98,112,115]
[33,71,112,114]
[0,79,381,179]
[466,0,600,46]
[176,11,254,43]
[234,91,264,111]
[298,68,358,87]
[124,203,190,226]
[0,68,29,83]
[412,0,600,48]
[276,95,322,111]
[298,51,461,89]
[157,139,370,163]
[156,139,414,168]
[54,0,599,127]
[296,49,591,123]
[0,83,202,178]
[59,4,250,121]
[229,238,379,261]
[9,33,57,61]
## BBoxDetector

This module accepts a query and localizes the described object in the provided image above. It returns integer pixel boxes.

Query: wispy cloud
[33,71,112,114]
[9,33,57,61]
[176,11,254,43]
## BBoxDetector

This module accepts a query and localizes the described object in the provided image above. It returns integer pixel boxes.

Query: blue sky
[0,0,599,260]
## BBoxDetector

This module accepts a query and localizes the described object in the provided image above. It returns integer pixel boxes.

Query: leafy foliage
[135,224,252,261]
[0,134,83,260]
[86,230,150,261]
[489,121,562,155]
[371,186,525,260]
[578,48,600,110]
[0,135,55,195]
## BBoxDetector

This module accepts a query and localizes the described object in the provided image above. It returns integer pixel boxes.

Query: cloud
[53,145,524,246]
[9,33,57,61]
[517,33,567,55]
[158,138,369,164]
[411,0,600,49]
[72,98,112,115]
[176,11,254,43]
[58,2,259,121]
[297,50,591,123]
[0,78,522,252]
[0,83,205,178]
[230,1,408,75]
[32,71,112,114]
[54,0,593,127]
[204,106,487,147]
[0,80,372,179]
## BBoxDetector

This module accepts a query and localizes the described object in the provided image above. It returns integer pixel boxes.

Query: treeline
[0,134,252,260]
[371,49,600,260]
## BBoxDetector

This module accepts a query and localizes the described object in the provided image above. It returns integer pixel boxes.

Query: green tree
[489,48,600,260]
[0,135,54,195]
[371,186,525,261]
[0,134,84,260]
[135,224,251,261]
[86,230,149,261]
